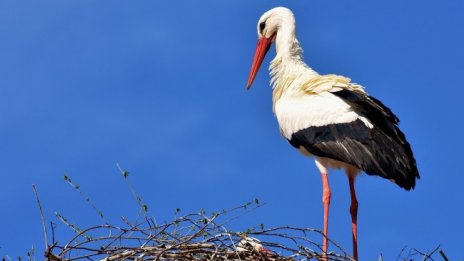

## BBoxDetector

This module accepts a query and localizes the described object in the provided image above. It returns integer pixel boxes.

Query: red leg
[320,169,331,258]
[348,174,359,260]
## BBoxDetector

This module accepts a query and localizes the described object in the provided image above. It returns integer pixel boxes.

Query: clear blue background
[1,1,463,260]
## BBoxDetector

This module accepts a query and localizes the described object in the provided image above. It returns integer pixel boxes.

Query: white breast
[275,92,369,139]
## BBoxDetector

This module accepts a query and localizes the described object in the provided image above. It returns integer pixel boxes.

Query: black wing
[289,89,419,190]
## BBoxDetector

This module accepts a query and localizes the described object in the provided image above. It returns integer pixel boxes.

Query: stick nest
[45,202,353,261]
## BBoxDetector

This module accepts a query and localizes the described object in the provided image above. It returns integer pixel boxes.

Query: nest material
[33,185,447,261]
[46,205,354,261]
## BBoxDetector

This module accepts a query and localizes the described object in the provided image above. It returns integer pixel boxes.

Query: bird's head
[247,7,296,89]
[236,236,273,254]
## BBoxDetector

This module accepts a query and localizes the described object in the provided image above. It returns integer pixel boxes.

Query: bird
[246,7,419,260]
[236,236,273,255]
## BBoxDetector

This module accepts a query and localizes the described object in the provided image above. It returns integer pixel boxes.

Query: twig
[439,249,449,261]
[395,245,407,261]
[414,245,440,261]
[50,222,57,245]
[116,163,157,227]
[63,175,109,225]
[32,184,48,249]
[55,212,91,241]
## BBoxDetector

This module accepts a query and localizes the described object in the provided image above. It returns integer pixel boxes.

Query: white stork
[246,7,419,260]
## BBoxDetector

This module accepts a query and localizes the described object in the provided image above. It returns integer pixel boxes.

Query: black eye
[259,21,266,33]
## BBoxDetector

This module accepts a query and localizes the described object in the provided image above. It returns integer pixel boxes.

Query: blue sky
[1,0,463,259]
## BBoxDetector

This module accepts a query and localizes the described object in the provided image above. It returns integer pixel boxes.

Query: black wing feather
[289,89,419,190]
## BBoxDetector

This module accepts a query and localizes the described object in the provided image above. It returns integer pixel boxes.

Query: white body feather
[275,92,373,140]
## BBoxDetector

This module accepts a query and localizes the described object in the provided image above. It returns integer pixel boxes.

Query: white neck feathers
[270,23,318,97]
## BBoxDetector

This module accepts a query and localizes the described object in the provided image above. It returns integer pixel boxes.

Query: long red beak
[246,36,273,90]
